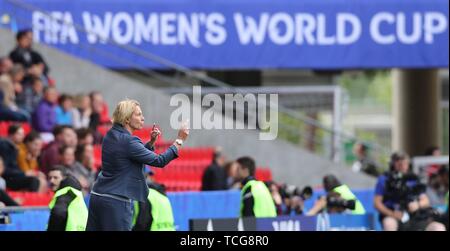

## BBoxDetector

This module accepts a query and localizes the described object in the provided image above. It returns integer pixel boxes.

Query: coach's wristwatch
[175,139,184,146]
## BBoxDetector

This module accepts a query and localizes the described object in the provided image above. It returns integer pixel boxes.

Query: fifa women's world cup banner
[0,0,448,69]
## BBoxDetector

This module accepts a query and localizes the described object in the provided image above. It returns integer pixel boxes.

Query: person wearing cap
[47,166,88,231]
[132,166,175,231]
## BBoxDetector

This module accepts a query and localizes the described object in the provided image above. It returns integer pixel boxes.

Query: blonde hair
[112,99,140,126]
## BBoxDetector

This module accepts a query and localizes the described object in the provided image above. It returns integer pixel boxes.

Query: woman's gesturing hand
[177,120,190,141]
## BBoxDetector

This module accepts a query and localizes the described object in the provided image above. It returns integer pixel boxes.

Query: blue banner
[256,214,374,231]
[1,0,448,69]
[1,190,378,231]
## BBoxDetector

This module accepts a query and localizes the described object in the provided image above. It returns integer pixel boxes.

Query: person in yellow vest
[307,174,366,215]
[235,156,277,218]
[132,167,175,231]
[47,166,88,231]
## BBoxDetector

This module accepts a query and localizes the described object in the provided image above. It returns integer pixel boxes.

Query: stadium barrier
[1,189,378,231]
[189,214,375,231]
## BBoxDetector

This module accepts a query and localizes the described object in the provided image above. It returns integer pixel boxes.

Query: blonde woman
[86,99,189,231]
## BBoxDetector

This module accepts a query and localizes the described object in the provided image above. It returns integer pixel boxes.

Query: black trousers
[86,193,133,231]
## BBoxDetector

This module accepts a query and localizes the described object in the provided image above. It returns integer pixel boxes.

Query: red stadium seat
[7,191,54,206]
[0,122,32,137]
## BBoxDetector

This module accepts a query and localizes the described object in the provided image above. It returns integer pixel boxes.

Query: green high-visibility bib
[332,184,366,215]
[240,180,277,218]
[48,187,88,231]
[132,188,175,231]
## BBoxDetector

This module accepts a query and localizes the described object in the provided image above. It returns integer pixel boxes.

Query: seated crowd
[0,29,112,207]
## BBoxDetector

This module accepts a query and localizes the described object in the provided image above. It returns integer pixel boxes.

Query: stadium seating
[7,191,54,206]
[0,121,31,137]
[3,123,273,204]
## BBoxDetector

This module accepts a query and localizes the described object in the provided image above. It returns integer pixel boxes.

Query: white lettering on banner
[295,13,316,44]
[32,11,447,47]
[272,220,301,231]
[317,14,335,45]
[370,12,395,44]
[235,12,363,46]
[337,13,361,45]
[178,13,201,47]
[397,12,422,44]
[112,12,134,44]
[32,11,78,44]
[160,13,177,45]
[82,11,112,43]
[268,13,295,45]
[424,12,448,44]
[134,13,158,44]
[205,13,227,45]
[370,12,448,45]
[234,13,269,45]
[83,12,222,46]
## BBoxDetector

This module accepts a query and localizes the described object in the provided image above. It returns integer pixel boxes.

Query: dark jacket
[47,175,82,231]
[9,47,49,76]
[0,138,25,179]
[201,161,227,191]
[132,183,166,231]
[0,91,28,122]
[241,176,256,217]
[91,123,178,202]
[39,141,62,175]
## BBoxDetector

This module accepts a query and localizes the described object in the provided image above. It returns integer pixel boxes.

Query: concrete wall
[1,28,376,189]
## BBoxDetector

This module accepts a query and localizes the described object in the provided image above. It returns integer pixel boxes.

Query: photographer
[307,175,366,215]
[374,152,446,231]
[277,183,313,215]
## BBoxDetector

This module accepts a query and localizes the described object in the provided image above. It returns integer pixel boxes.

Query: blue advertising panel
[255,214,374,231]
[1,0,448,69]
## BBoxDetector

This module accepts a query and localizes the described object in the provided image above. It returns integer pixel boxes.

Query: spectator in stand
[424,146,442,177]
[32,86,58,141]
[265,181,283,215]
[72,94,91,129]
[16,76,43,114]
[57,145,92,194]
[0,124,40,192]
[89,91,110,126]
[0,90,28,122]
[75,144,95,172]
[0,157,20,207]
[9,64,25,98]
[351,142,379,177]
[9,29,50,78]
[0,73,17,111]
[76,128,94,146]
[426,173,447,207]
[75,144,97,192]
[0,56,13,75]
[55,94,74,126]
[201,147,228,191]
[224,161,240,189]
[89,91,110,144]
[16,130,47,193]
[40,125,77,174]
[437,166,448,230]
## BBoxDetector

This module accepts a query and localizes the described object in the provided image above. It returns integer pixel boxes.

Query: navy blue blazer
[91,123,178,202]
